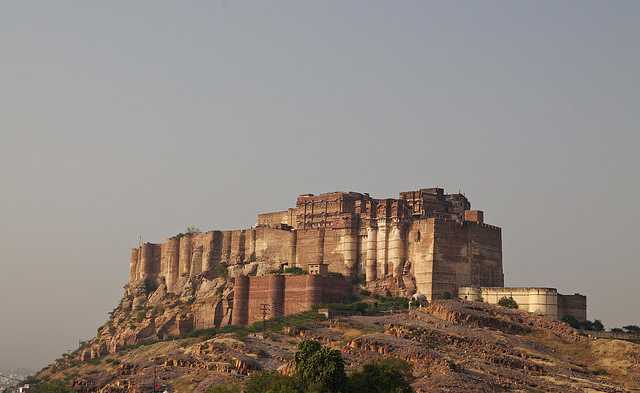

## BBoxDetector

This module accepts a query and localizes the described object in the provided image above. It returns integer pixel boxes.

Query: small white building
[458,286,586,322]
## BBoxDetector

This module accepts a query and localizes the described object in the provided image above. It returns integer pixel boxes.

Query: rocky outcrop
[80,269,237,361]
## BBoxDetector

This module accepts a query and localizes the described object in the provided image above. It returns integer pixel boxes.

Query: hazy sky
[1,1,639,371]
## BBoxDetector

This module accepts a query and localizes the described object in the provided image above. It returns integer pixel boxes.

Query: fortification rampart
[232,274,351,325]
[459,287,586,321]
[129,187,503,302]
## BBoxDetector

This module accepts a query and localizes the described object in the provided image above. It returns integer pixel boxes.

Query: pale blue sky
[1,1,639,370]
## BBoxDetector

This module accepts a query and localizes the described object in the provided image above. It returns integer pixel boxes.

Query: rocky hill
[37,299,640,392]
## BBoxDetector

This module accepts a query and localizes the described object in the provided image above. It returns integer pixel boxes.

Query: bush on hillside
[244,371,299,393]
[348,358,414,393]
[497,296,518,309]
[283,266,306,275]
[22,379,74,393]
[205,384,241,393]
[294,340,347,393]
[561,315,581,329]
[578,319,605,331]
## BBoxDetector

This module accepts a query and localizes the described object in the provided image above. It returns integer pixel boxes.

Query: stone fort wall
[458,287,587,321]
[129,187,503,302]
[231,274,351,325]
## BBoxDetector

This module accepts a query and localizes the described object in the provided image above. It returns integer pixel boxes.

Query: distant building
[458,287,586,321]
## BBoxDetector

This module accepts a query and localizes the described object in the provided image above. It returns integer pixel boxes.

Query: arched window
[415,231,421,242]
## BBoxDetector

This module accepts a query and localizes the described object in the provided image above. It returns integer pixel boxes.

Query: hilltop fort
[81,187,585,360]
[131,187,503,301]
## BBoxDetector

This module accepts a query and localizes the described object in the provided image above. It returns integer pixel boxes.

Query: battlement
[129,186,502,303]
[459,287,586,322]
[232,273,351,325]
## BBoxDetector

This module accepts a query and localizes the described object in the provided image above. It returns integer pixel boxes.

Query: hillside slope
[37,300,639,392]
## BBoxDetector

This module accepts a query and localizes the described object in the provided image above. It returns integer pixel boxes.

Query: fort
[126,187,585,328]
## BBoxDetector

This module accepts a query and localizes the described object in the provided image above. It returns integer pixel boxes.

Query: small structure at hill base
[458,287,586,322]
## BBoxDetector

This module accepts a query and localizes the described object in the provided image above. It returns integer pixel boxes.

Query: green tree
[497,296,518,309]
[579,319,604,331]
[623,325,640,333]
[294,340,347,393]
[561,315,581,329]
[244,371,299,393]
[348,358,414,393]
[591,319,605,332]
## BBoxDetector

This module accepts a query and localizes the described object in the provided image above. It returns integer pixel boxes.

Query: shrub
[623,325,640,333]
[591,319,605,332]
[212,263,228,278]
[561,315,581,329]
[205,384,241,393]
[144,278,158,294]
[348,358,414,393]
[611,328,624,333]
[244,371,299,393]
[24,380,75,393]
[87,358,101,365]
[579,319,604,331]
[283,266,306,275]
[351,274,365,285]
[294,340,347,393]
[497,296,518,309]
[186,225,201,234]
[359,289,371,297]
[134,310,146,322]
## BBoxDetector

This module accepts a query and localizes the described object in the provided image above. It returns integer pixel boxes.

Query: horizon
[1,1,639,371]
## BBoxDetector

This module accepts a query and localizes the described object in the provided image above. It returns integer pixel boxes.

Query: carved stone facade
[130,187,503,301]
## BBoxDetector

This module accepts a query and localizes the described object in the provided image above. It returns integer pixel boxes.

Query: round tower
[365,226,377,282]
[165,237,180,292]
[340,229,358,277]
[231,275,250,326]
[178,235,192,277]
[376,220,388,277]
[388,224,405,277]
[140,243,153,280]
[129,248,139,282]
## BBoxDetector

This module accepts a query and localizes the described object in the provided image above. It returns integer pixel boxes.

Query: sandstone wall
[256,209,296,228]
[406,218,503,301]
[130,227,297,293]
[254,227,295,265]
[482,287,558,320]
[232,274,352,325]
[128,188,503,302]
[408,219,436,297]
[458,287,574,321]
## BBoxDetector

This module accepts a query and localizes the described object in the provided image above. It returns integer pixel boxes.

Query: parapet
[458,286,586,322]
[464,210,484,224]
